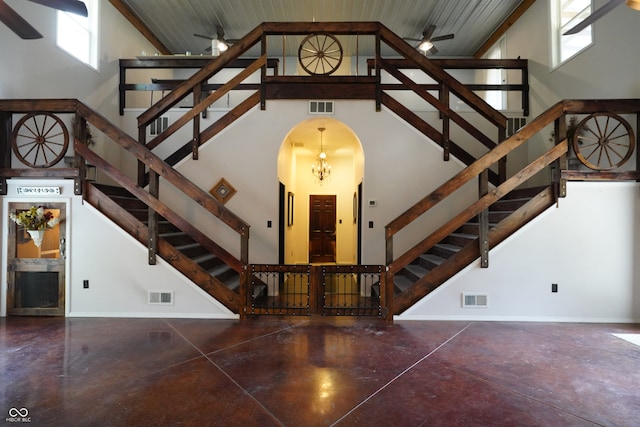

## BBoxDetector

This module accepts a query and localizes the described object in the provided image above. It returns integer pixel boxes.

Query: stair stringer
[85,184,243,313]
[391,186,555,315]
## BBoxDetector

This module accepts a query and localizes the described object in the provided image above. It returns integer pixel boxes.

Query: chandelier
[311,127,331,183]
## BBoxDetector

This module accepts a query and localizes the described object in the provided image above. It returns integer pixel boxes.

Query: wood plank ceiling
[111,0,533,58]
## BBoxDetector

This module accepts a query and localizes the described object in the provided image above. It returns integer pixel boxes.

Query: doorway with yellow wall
[278,118,364,265]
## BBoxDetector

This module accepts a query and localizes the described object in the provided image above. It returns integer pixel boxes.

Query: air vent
[309,100,334,115]
[507,117,526,136]
[462,293,488,308]
[148,290,174,305]
[149,116,169,135]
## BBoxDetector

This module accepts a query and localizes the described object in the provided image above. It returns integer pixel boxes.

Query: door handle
[59,237,66,259]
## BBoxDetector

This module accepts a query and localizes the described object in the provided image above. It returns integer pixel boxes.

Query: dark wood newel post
[192,85,201,160]
[73,114,88,195]
[137,126,147,187]
[375,30,381,112]
[441,84,450,161]
[554,115,568,198]
[147,170,159,265]
[478,169,489,268]
[498,126,507,184]
[384,227,394,316]
[0,112,12,195]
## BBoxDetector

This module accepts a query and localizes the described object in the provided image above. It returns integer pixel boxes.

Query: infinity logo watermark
[6,407,30,423]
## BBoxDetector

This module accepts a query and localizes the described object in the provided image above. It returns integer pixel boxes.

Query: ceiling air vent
[148,290,174,305]
[309,100,334,115]
[462,293,488,308]
[507,117,526,136]
[149,116,169,136]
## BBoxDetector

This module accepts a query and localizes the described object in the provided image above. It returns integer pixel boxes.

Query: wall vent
[462,293,488,308]
[149,116,169,135]
[507,117,527,136]
[309,100,334,115]
[148,290,174,305]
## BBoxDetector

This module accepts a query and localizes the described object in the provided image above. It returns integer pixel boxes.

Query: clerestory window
[551,0,593,67]
[56,0,98,69]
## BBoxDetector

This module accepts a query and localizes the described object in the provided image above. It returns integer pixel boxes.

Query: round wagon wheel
[298,33,343,75]
[12,112,69,168]
[572,113,635,170]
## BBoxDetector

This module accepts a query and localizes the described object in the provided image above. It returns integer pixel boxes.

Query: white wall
[501,0,640,166]
[399,181,640,322]
[1,179,237,319]
[149,100,475,266]
[398,0,640,322]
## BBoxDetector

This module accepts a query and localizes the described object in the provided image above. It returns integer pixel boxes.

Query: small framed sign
[17,187,61,195]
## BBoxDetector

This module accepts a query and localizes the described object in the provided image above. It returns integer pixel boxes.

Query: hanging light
[627,0,640,11]
[418,39,434,52]
[311,127,331,183]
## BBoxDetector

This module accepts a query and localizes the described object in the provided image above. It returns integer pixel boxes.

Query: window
[552,0,593,66]
[483,37,506,110]
[56,0,98,69]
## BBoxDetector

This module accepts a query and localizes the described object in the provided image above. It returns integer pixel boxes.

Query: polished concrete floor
[1,316,639,426]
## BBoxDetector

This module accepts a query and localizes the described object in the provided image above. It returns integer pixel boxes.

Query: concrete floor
[1,316,639,426]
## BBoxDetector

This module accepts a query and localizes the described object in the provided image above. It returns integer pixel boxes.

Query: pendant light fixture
[311,127,331,183]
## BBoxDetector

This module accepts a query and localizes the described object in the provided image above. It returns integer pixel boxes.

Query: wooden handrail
[377,24,507,129]
[146,55,266,151]
[388,140,568,274]
[75,141,243,272]
[380,58,498,151]
[74,101,250,237]
[138,25,264,126]
[385,101,565,240]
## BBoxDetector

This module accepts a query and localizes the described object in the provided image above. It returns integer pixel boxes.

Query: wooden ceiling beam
[108,0,171,55]
[473,0,537,58]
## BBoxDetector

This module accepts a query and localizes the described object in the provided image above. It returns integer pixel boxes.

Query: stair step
[401,264,429,282]
[416,253,445,270]
[393,275,413,295]
[160,231,195,246]
[175,242,209,258]
[193,253,222,270]
[490,197,530,211]
[443,232,477,247]
[429,243,461,259]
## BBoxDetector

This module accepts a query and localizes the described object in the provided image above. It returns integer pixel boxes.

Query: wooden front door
[7,202,66,316]
[309,195,336,263]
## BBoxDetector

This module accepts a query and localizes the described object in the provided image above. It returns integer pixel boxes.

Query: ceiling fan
[564,0,639,35]
[194,25,238,55]
[403,24,454,55]
[0,0,87,39]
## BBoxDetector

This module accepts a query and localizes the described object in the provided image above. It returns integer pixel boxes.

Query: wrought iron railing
[248,264,384,316]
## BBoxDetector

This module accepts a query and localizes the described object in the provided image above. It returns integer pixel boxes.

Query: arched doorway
[277,118,364,265]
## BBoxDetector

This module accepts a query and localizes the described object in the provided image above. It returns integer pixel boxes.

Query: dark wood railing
[0,98,249,312]
[4,22,639,318]
[385,99,640,316]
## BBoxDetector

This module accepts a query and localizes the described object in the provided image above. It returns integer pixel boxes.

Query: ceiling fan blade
[403,37,422,42]
[28,0,88,17]
[0,0,42,39]
[422,24,436,39]
[563,0,624,35]
[194,33,214,40]
[427,45,438,55]
[431,33,454,42]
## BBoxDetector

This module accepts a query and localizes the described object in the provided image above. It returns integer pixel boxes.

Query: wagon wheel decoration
[298,33,343,75]
[12,112,69,168]
[572,113,635,170]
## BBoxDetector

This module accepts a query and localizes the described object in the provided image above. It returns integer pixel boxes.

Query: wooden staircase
[381,186,550,297]
[91,184,242,294]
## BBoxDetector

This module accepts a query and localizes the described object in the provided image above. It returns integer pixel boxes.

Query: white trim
[68,312,240,319]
